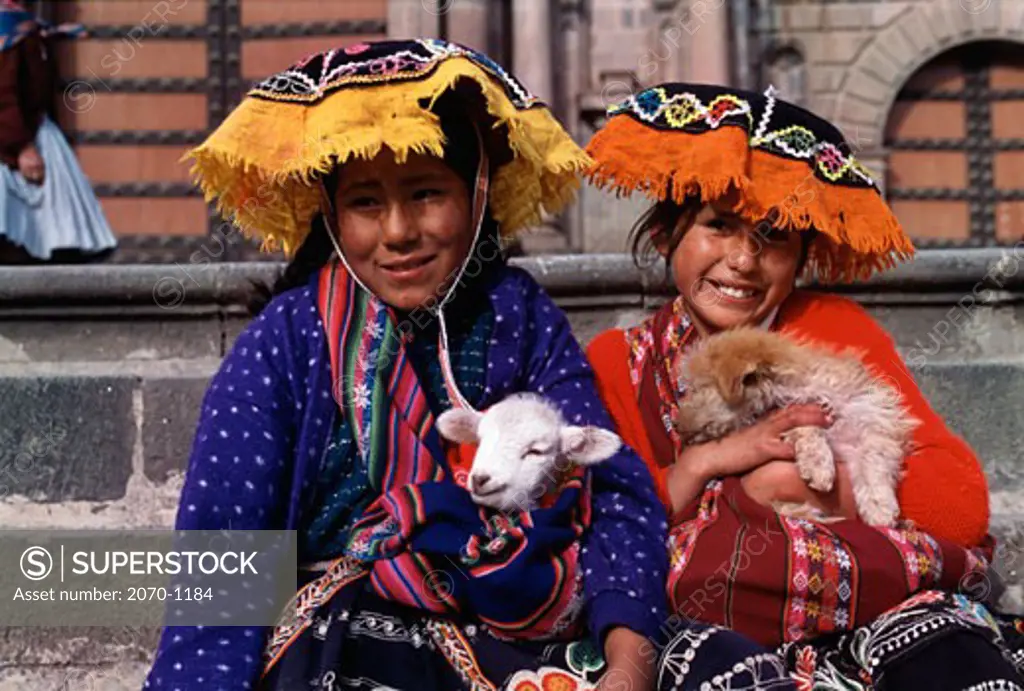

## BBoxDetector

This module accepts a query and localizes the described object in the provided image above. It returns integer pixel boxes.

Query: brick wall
[767,0,1022,170]
[50,0,386,259]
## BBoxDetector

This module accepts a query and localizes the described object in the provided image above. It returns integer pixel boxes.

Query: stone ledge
[0,250,1021,314]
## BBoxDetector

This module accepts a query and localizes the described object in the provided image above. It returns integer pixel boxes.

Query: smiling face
[668,200,804,337]
[332,150,475,311]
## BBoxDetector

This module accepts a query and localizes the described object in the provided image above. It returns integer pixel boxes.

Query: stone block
[579,185,652,254]
[953,0,997,35]
[911,363,1024,488]
[142,378,210,482]
[871,2,912,29]
[989,513,1024,614]
[874,25,922,81]
[1000,0,1024,37]
[0,626,159,666]
[0,318,221,363]
[564,304,654,346]
[823,4,868,30]
[809,93,840,122]
[893,5,939,57]
[867,304,1024,361]
[921,1,962,47]
[807,66,846,94]
[0,663,152,691]
[861,45,905,88]
[844,68,890,105]
[223,315,253,354]
[781,4,823,31]
[0,378,134,502]
[832,95,884,130]
[813,30,873,66]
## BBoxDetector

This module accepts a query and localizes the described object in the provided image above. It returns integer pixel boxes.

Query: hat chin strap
[317,124,490,414]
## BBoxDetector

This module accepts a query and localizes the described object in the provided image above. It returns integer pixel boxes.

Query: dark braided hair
[246,93,500,317]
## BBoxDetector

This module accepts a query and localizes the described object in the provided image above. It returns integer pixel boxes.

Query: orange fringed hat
[584,83,915,283]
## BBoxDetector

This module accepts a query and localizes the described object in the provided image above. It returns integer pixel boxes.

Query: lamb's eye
[524,447,547,458]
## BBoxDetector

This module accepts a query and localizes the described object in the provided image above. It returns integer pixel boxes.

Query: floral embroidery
[426,620,498,691]
[507,667,595,691]
[779,517,855,643]
[250,38,537,109]
[667,481,723,574]
[876,524,944,592]
[792,646,817,691]
[608,85,876,189]
[565,639,605,678]
[262,556,368,671]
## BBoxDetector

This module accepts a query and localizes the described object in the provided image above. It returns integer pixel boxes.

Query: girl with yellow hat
[143,40,668,691]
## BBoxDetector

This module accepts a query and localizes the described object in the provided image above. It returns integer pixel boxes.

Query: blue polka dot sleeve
[143,293,305,690]
[515,275,669,647]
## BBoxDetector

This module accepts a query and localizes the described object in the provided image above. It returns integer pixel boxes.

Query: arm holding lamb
[144,300,301,691]
[513,276,669,648]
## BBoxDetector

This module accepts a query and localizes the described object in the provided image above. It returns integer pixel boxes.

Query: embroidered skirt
[258,573,1024,690]
[258,569,608,691]
[656,591,1024,691]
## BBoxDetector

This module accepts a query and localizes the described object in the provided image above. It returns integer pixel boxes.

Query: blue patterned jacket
[143,264,669,690]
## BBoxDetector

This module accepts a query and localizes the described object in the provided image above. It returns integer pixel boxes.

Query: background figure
[0,0,116,264]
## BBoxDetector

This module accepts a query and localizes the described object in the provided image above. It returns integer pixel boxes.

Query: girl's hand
[18,144,44,185]
[741,458,859,518]
[667,404,830,515]
[598,627,655,691]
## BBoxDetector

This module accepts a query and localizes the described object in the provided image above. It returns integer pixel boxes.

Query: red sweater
[586,290,991,549]
[0,31,53,168]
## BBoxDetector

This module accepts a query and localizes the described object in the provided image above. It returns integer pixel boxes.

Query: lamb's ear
[435,408,483,444]
[561,426,622,466]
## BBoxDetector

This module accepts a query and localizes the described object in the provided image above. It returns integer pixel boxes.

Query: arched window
[885,40,1024,247]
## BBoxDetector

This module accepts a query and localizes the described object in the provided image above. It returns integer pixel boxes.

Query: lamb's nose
[471,473,492,494]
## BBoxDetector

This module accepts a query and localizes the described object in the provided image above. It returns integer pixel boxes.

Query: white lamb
[435,393,623,512]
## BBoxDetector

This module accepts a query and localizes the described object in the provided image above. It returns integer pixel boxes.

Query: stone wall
[767,0,1018,152]
[0,249,1022,688]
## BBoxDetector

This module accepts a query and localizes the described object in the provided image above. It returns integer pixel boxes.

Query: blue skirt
[0,116,117,259]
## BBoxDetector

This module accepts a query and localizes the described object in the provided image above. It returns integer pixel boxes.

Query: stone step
[0,627,157,691]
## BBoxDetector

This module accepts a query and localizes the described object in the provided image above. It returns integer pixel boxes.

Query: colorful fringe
[585,85,916,284]
[183,40,591,257]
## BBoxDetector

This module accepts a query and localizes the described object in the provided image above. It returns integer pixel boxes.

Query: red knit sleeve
[586,329,672,511]
[783,294,991,548]
[16,32,50,139]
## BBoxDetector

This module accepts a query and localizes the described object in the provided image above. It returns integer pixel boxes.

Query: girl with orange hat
[584,82,1024,689]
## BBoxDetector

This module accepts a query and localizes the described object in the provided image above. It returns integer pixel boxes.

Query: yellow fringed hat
[584,83,916,283]
[185,38,591,256]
